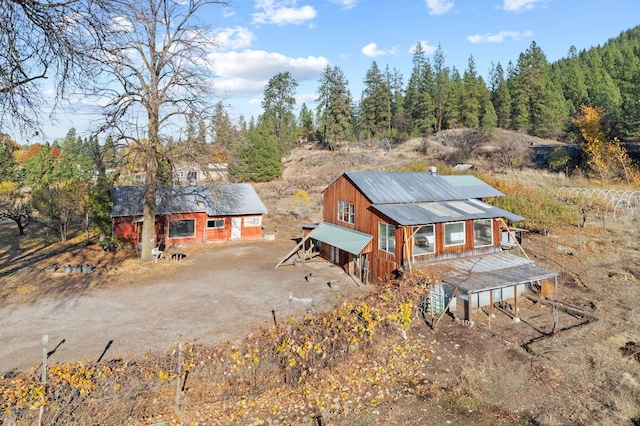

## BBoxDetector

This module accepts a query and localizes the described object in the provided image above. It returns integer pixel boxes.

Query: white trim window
[207,218,225,229]
[444,221,465,247]
[379,222,396,253]
[474,219,493,247]
[244,216,262,227]
[413,224,435,256]
[169,219,196,238]
[338,200,355,224]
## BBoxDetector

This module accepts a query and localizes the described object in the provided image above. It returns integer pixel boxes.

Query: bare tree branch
[85,0,229,262]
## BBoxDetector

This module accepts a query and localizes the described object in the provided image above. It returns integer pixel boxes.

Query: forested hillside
[224,25,640,182]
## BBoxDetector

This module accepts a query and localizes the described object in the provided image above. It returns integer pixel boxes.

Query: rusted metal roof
[423,252,557,293]
[310,222,373,255]
[111,183,267,217]
[372,199,524,226]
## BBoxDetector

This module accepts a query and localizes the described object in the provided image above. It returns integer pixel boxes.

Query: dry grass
[2,131,640,425]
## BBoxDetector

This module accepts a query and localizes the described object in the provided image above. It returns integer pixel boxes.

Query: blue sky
[31,0,640,144]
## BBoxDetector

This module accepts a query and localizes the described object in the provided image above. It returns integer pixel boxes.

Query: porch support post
[489,289,495,318]
[513,284,520,323]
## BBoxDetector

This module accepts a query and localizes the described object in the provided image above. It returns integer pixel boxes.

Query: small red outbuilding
[111,183,267,246]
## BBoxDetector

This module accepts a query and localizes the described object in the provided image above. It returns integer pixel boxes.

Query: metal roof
[372,198,524,226]
[111,183,267,217]
[423,252,557,293]
[345,171,468,204]
[310,222,373,255]
[440,175,504,199]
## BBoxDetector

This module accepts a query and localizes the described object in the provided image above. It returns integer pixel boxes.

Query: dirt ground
[0,235,369,375]
[1,135,640,424]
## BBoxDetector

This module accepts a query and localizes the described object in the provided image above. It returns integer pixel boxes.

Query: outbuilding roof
[310,222,373,255]
[440,175,503,199]
[424,252,557,294]
[372,198,523,226]
[344,171,466,204]
[111,183,267,218]
[343,171,502,204]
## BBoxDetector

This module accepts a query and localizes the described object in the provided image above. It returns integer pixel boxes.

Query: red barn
[111,184,267,246]
[311,171,557,321]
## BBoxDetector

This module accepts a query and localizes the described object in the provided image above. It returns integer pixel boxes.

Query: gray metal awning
[372,198,524,226]
[422,252,557,293]
[311,222,373,255]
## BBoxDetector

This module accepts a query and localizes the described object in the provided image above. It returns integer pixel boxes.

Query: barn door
[231,217,242,240]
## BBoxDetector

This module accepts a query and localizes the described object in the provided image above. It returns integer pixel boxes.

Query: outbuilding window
[379,222,396,253]
[169,219,195,238]
[207,219,225,229]
[444,222,465,247]
[338,200,355,224]
[474,219,493,247]
[413,224,435,256]
[244,216,262,227]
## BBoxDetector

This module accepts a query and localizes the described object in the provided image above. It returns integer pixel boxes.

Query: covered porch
[419,252,558,322]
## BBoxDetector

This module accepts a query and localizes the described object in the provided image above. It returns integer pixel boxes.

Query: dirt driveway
[0,240,368,374]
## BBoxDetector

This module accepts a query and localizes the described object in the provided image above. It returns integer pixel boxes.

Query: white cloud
[503,0,546,12]
[425,0,454,15]
[296,92,318,105]
[208,49,329,96]
[213,27,254,50]
[409,41,438,55]
[361,42,399,58]
[467,30,533,43]
[252,0,317,26]
[329,0,359,10]
[111,16,133,32]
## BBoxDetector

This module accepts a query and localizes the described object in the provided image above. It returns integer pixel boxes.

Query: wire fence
[556,187,640,219]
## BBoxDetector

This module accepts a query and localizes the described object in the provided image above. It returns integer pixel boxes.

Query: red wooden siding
[323,175,373,232]
[113,213,264,246]
[323,175,506,284]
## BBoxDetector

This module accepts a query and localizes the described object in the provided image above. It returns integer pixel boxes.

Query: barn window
[338,200,355,224]
[169,219,195,238]
[413,224,435,255]
[207,219,225,229]
[444,222,465,246]
[474,219,493,247]
[379,222,396,253]
[244,216,262,227]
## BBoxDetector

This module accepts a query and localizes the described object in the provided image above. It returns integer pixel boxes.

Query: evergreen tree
[209,101,237,156]
[228,124,282,182]
[444,67,462,129]
[405,42,435,136]
[261,71,298,157]
[556,46,588,113]
[387,66,406,139]
[461,55,481,128]
[479,97,498,138]
[0,144,17,182]
[102,135,118,170]
[316,65,352,147]
[298,103,315,142]
[489,62,512,129]
[359,61,392,138]
[510,42,568,138]
[433,44,449,132]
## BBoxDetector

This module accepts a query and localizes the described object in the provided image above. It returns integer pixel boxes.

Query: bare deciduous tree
[88,0,228,262]
[0,0,114,134]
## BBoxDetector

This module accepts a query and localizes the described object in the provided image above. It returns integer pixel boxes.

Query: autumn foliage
[0,279,441,425]
[572,105,640,184]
